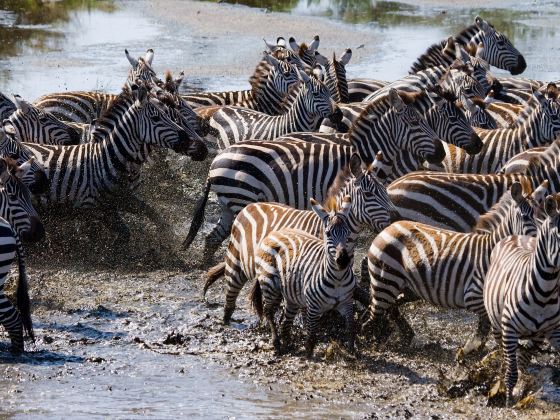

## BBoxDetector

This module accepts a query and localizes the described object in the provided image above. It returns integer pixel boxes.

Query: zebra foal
[251,196,355,357]
[484,194,560,406]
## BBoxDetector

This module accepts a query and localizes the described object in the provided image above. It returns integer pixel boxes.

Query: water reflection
[0,0,115,57]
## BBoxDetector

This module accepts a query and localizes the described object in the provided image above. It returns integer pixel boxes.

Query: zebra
[33,49,155,124]
[3,95,81,145]
[288,35,320,67]
[484,195,560,406]
[315,49,352,103]
[203,153,397,323]
[388,171,531,232]
[182,52,301,114]
[459,94,498,129]
[0,92,15,121]
[425,83,560,174]
[409,16,526,75]
[251,196,356,357]
[207,70,338,149]
[0,129,49,196]
[484,99,526,128]
[363,181,544,356]
[319,88,483,155]
[21,84,202,241]
[182,88,444,254]
[347,78,389,103]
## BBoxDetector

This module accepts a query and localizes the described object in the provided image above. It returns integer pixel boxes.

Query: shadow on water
[0,342,85,365]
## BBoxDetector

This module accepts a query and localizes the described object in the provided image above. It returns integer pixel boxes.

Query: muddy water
[1,0,560,418]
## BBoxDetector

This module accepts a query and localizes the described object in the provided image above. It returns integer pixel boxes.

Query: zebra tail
[183,178,212,250]
[203,262,226,297]
[15,236,34,342]
[249,280,264,319]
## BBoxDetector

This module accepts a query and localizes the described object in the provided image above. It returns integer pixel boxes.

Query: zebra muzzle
[464,133,483,155]
[335,248,351,269]
[328,107,344,124]
[510,55,527,76]
[30,170,49,195]
[425,138,446,164]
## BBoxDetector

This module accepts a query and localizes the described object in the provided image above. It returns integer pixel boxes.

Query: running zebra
[410,16,526,75]
[0,92,15,121]
[207,70,338,149]
[388,171,530,232]
[33,49,155,123]
[251,196,356,356]
[484,195,560,406]
[182,52,301,113]
[22,84,202,241]
[426,83,560,174]
[364,182,544,355]
[203,153,397,323]
[183,89,443,253]
[3,95,81,145]
[315,49,352,103]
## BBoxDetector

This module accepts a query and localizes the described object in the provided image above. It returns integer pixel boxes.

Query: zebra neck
[517,105,551,148]
[281,94,318,132]
[530,226,560,296]
[97,116,145,172]
[254,81,284,114]
[324,257,354,287]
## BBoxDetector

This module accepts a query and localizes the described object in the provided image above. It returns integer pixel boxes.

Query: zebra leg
[202,206,234,265]
[0,291,24,355]
[304,308,322,358]
[260,276,283,353]
[338,300,355,354]
[547,329,560,350]
[502,327,519,407]
[223,267,247,324]
[353,284,370,307]
[461,314,491,357]
[279,303,298,354]
[387,305,414,344]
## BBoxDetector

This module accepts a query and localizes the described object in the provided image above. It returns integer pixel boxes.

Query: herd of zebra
[1,14,560,407]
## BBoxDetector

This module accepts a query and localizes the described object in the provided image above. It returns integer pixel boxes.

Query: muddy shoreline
[1,0,560,418]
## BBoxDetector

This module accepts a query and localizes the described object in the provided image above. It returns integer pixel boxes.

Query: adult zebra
[410,16,526,75]
[204,153,397,323]
[33,49,156,124]
[426,83,560,174]
[364,182,545,356]
[183,52,301,113]
[183,89,444,255]
[484,195,560,406]
[0,92,15,121]
[3,96,81,145]
[388,171,530,232]
[288,35,320,67]
[207,70,339,149]
[315,49,352,104]
[459,94,498,129]
[251,196,356,357]
[22,83,203,241]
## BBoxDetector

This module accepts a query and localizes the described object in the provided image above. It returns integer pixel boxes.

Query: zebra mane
[514,92,541,126]
[91,86,135,141]
[249,58,272,93]
[348,95,394,138]
[323,166,352,210]
[474,179,531,232]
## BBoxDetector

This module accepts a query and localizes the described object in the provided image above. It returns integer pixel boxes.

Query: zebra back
[33,91,119,124]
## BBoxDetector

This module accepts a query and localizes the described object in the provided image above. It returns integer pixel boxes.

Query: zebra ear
[263,38,279,52]
[349,153,362,177]
[546,83,559,101]
[371,151,392,179]
[13,95,30,113]
[263,51,281,68]
[475,16,491,33]
[443,36,455,54]
[309,35,320,53]
[455,44,471,64]
[276,37,286,48]
[125,49,139,68]
[510,182,524,203]
[174,71,185,89]
[288,37,300,53]
[314,52,329,67]
[544,194,559,217]
[461,94,476,114]
[340,49,352,66]
[532,180,549,205]
[388,89,405,113]
[144,49,154,66]
[310,197,329,224]
[14,157,34,180]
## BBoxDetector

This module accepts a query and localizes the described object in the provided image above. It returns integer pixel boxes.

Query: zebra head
[0,91,16,121]
[441,65,487,100]
[263,53,301,97]
[311,195,353,270]
[131,84,207,161]
[534,83,560,140]
[0,158,44,242]
[263,36,287,54]
[425,86,483,155]
[125,49,160,84]
[315,49,352,103]
[289,35,320,67]
[472,16,526,75]
[0,130,48,195]
[3,95,80,145]
[459,94,498,129]
[448,39,495,95]
[346,153,397,232]
[297,71,339,123]
[508,181,540,236]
